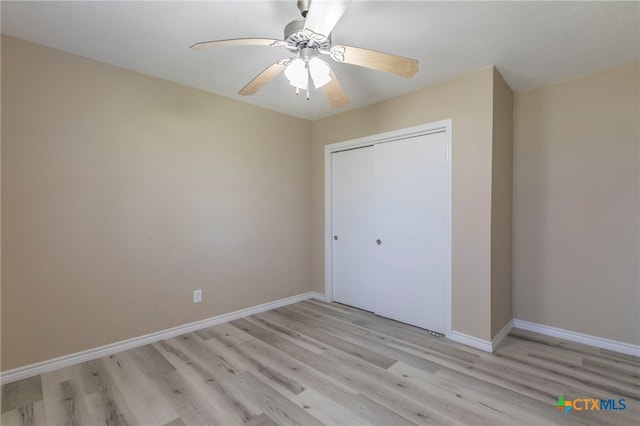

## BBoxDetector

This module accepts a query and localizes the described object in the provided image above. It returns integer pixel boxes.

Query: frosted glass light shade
[284,58,308,90]
[309,57,331,88]
[284,57,332,91]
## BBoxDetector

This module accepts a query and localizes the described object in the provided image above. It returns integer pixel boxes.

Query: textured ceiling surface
[2,1,639,120]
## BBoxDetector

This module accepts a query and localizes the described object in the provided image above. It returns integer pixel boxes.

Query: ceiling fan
[190,0,419,109]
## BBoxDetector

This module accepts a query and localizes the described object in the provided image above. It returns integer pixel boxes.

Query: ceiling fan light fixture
[309,57,331,88]
[284,58,309,89]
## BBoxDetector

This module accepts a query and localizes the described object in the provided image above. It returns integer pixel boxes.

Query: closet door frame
[324,119,453,337]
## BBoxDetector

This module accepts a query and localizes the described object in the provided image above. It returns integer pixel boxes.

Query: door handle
[334,235,338,241]
[376,239,382,245]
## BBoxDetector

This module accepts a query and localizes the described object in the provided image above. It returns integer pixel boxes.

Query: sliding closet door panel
[373,132,448,332]
[332,147,376,311]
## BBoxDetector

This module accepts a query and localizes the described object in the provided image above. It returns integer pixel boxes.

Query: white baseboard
[450,319,514,353]
[1,292,319,385]
[491,319,514,352]
[449,330,493,352]
[512,319,640,357]
[309,291,329,302]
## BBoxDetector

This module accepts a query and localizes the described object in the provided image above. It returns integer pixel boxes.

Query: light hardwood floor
[2,299,639,425]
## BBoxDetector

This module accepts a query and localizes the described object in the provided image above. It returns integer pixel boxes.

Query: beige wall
[513,62,640,345]
[4,32,636,373]
[311,67,496,340]
[1,36,312,370]
[490,69,514,337]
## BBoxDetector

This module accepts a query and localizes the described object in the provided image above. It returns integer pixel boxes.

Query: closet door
[373,131,448,333]
[331,146,376,311]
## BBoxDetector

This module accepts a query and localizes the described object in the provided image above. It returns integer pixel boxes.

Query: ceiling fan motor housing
[284,18,331,52]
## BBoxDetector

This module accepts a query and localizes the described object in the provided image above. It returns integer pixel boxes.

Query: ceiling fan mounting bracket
[284,18,331,52]
[297,0,311,17]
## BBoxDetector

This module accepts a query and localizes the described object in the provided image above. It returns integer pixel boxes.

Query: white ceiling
[2,1,639,120]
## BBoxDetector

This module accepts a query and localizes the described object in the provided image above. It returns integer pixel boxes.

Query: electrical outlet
[193,289,202,303]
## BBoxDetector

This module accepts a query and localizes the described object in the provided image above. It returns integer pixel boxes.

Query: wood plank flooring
[2,299,639,425]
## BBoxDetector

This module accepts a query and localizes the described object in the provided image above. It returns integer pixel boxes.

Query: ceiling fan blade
[238,59,290,96]
[303,0,351,42]
[190,38,287,50]
[321,65,349,109]
[330,45,419,78]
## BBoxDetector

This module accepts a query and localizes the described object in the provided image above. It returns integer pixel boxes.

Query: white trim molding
[309,292,329,302]
[513,319,640,357]
[449,320,514,353]
[449,330,493,353]
[1,292,323,385]
[491,319,514,352]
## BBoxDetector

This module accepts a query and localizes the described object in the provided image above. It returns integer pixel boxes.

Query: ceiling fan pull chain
[306,89,310,100]
[296,87,300,96]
